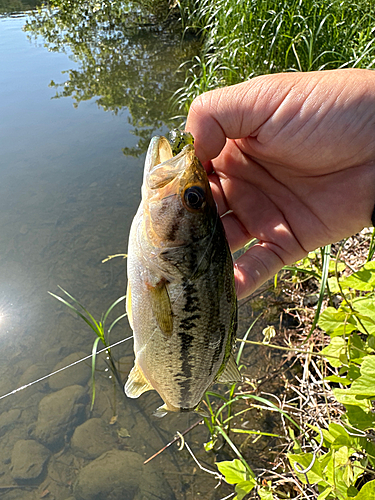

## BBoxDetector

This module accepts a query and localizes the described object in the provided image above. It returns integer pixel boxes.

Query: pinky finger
[233,243,287,300]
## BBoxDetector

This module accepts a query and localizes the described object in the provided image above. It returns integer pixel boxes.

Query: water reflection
[24,1,199,156]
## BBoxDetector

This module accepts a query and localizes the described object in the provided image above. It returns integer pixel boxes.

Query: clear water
[0,8,277,500]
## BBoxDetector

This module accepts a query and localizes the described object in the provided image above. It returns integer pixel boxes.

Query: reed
[175,0,375,111]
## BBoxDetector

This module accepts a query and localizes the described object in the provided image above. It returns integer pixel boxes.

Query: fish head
[141,135,217,251]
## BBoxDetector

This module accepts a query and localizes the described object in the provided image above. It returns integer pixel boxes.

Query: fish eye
[184,186,205,210]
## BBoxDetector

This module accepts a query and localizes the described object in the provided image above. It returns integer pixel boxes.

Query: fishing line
[0,335,134,402]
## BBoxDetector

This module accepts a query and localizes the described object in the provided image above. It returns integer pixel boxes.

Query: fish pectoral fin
[126,281,133,330]
[216,354,242,384]
[149,279,173,337]
[124,362,154,398]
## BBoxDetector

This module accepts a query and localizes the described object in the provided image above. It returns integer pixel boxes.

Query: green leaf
[351,479,375,500]
[346,404,375,430]
[216,459,248,484]
[234,479,256,500]
[258,485,274,500]
[318,307,355,337]
[325,375,351,385]
[341,262,375,291]
[317,486,333,500]
[327,276,341,294]
[320,337,348,368]
[288,453,325,484]
[90,336,101,410]
[204,440,215,452]
[352,296,375,335]
[333,389,373,411]
[340,355,375,396]
[328,261,346,274]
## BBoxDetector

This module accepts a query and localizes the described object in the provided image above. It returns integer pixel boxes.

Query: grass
[49,287,127,410]
[174,0,375,111]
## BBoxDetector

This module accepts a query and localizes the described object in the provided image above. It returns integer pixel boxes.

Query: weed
[49,287,126,409]
[174,0,375,110]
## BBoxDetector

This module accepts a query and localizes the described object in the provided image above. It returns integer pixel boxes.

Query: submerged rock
[49,351,90,390]
[34,385,88,449]
[0,409,21,438]
[71,418,117,459]
[11,439,50,482]
[74,449,175,500]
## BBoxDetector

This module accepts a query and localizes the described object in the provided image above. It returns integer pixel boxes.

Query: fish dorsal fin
[217,354,242,384]
[126,281,133,330]
[124,362,154,398]
[149,279,173,337]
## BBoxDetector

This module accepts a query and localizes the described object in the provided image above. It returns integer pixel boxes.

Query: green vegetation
[0,0,40,14]
[49,287,126,410]
[196,235,375,500]
[174,0,375,111]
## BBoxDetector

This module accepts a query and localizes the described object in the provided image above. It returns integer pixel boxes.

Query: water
[0,7,283,500]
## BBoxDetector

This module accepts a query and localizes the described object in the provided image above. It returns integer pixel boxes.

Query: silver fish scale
[128,212,237,411]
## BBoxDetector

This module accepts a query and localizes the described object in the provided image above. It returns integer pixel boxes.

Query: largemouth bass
[125,131,241,416]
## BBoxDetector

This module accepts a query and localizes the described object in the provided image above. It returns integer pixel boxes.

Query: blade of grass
[48,291,103,339]
[214,425,255,478]
[91,337,101,410]
[304,244,331,342]
[102,295,126,327]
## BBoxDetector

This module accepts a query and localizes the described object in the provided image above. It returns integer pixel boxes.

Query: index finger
[185,73,296,162]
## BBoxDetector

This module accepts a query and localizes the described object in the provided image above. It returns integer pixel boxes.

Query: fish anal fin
[124,362,154,398]
[217,354,242,384]
[126,281,133,330]
[148,278,173,337]
[152,404,169,418]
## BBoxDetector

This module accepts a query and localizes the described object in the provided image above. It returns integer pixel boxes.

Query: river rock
[74,449,175,500]
[71,418,117,459]
[10,439,50,482]
[34,385,88,449]
[0,409,21,438]
[18,362,51,396]
[49,351,90,390]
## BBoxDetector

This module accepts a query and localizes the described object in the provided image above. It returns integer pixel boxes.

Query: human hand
[186,69,375,299]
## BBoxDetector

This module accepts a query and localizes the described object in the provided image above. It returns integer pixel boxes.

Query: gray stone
[71,418,117,459]
[0,409,21,438]
[74,449,175,500]
[49,351,90,391]
[34,385,88,449]
[11,439,50,482]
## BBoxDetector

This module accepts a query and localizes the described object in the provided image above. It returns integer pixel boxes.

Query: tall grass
[175,0,375,111]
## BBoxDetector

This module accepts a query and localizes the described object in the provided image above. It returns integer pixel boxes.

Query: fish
[124,130,241,417]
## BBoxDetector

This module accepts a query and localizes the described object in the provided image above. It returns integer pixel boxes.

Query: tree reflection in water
[24,0,200,156]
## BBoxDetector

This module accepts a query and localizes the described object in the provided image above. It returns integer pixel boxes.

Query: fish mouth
[145,136,195,190]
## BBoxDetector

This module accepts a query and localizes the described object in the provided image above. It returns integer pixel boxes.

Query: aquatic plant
[49,287,126,409]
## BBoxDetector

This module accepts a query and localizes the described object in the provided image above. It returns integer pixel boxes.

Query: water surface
[0,8,278,500]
